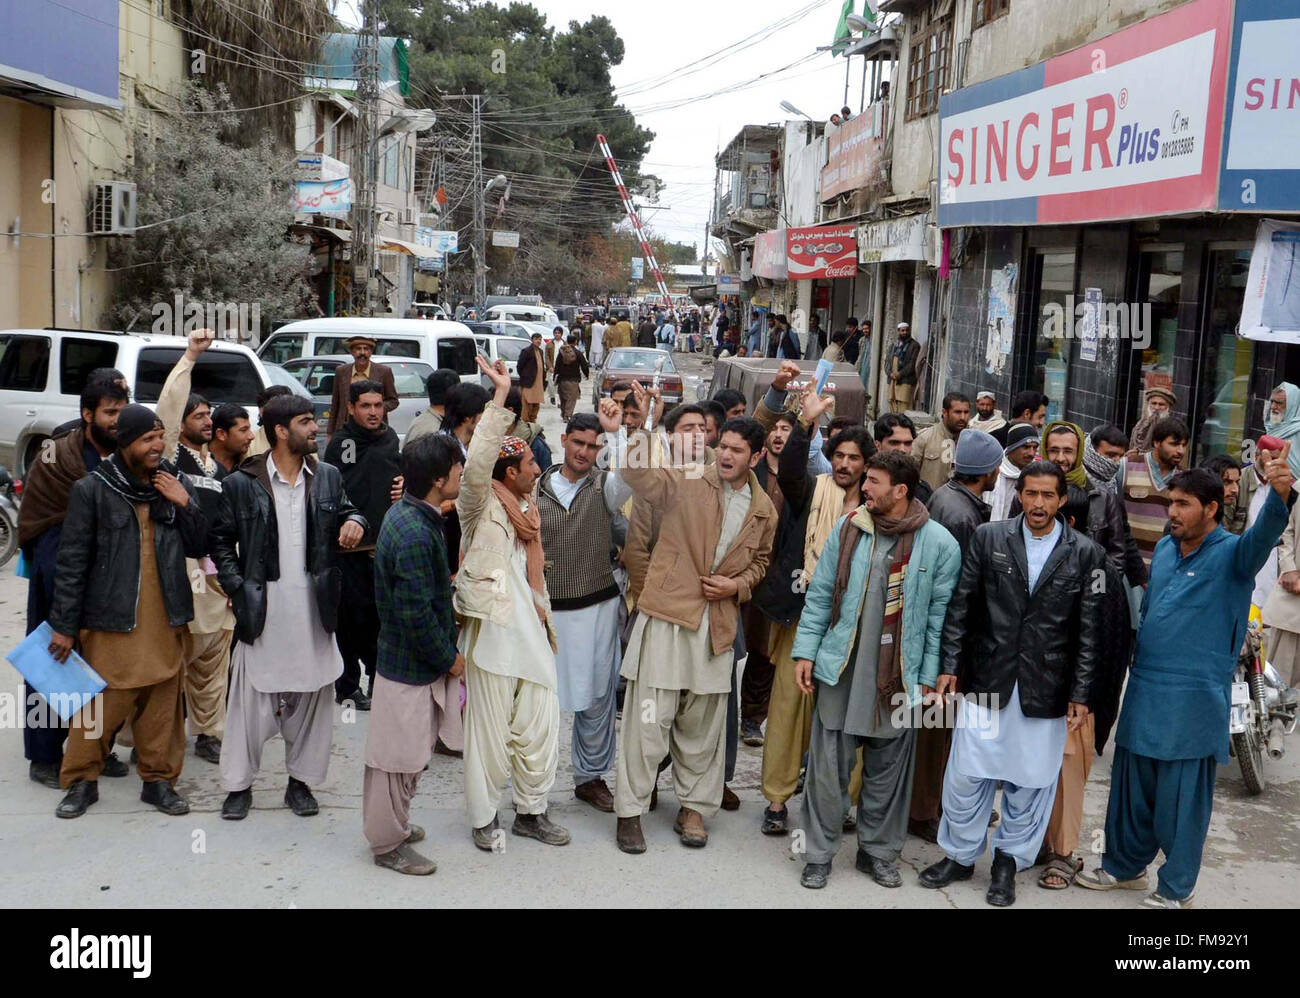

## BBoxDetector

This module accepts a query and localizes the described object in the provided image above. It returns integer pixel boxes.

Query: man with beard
[325,380,404,710]
[552,333,590,421]
[969,391,1007,438]
[209,404,255,476]
[48,405,209,818]
[154,329,235,764]
[987,423,1039,521]
[1127,386,1176,456]
[920,461,1101,907]
[1081,458,1293,908]
[328,335,399,435]
[792,451,960,888]
[539,405,633,812]
[212,395,366,820]
[885,322,920,413]
[18,376,129,787]
[758,388,878,836]
[1123,416,1189,566]
[914,393,971,492]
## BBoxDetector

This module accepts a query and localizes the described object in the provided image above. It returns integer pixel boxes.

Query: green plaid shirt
[375,495,458,685]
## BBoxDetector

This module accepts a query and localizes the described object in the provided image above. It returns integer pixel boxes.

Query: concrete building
[300,34,435,317]
[0,0,186,331]
[888,0,1300,462]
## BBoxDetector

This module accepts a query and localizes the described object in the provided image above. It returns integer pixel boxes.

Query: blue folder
[6,622,106,721]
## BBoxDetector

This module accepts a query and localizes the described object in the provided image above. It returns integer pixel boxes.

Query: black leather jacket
[210,454,365,644]
[926,479,990,557]
[1011,484,1147,587]
[751,422,816,627]
[49,469,208,636]
[940,515,1103,718]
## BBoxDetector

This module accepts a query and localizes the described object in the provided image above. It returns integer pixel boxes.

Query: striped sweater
[1122,451,1175,567]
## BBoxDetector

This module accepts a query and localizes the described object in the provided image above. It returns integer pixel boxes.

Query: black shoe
[856,849,903,888]
[285,778,319,816]
[222,788,252,820]
[987,849,1017,907]
[129,747,138,765]
[140,780,190,816]
[29,761,61,789]
[56,780,98,819]
[919,856,975,889]
[801,861,831,889]
[741,719,764,746]
[760,805,788,836]
[335,687,371,711]
[101,752,129,778]
[194,735,222,765]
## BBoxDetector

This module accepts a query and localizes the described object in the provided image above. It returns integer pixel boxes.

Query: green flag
[832,0,857,55]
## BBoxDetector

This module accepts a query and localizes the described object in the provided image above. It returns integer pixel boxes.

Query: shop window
[1133,249,1183,421]
[973,0,1010,30]
[905,13,953,121]
[1029,250,1076,422]
[1195,249,1254,464]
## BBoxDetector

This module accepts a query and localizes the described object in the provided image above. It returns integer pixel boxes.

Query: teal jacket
[792,507,961,705]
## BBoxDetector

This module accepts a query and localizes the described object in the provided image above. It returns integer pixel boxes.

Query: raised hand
[597,397,623,435]
[186,327,215,359]
[152,470,190,507]
[771,359,802,392]
[800,390,834,426]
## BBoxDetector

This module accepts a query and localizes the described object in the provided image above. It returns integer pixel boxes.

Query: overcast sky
[337,0,872,259]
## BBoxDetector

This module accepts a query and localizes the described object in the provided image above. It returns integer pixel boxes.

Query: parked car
[464,319,538,341]
[255,318,480,383]
[591,347,683,409]
[280,354,433,447]
[473,335,530,389]
[483,303,560,326]
[0,328,271,475]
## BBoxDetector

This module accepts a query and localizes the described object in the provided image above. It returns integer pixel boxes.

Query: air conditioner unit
[400,206,418,225]
[91,180,137,235]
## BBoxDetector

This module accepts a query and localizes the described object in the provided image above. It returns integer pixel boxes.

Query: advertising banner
[752,231,789,279]
[786,224,858,280]
[821,107,883,201]
[937,0,1231,227]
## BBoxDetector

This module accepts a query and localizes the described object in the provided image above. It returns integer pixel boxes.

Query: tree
[104,83,317,337]
[377,0,656,299]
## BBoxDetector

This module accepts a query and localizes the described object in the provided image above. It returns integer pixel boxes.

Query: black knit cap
[115,403,164,449]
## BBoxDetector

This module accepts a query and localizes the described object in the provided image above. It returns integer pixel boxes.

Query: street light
[780,100,812,119]
[846,12,873,32]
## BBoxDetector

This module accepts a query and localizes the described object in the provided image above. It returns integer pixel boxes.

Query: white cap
[976,390,995,401]
[897,321,910,329]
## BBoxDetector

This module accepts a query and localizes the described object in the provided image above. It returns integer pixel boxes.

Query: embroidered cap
[498,436,529,461]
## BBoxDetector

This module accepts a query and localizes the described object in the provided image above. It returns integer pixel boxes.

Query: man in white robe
[456,358,569,850]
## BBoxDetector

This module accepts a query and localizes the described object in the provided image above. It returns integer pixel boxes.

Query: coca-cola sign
[786,224,858,280]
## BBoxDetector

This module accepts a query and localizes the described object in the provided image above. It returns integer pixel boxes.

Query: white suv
[0,328,271,475]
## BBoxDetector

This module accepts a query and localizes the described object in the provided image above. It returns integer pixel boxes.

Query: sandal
[1037,853,1082,890]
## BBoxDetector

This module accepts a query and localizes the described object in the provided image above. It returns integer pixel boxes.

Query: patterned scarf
[1082,435,1120,494]
[829,498,930,721]
[92,453,179,525]
[489,478,547,623]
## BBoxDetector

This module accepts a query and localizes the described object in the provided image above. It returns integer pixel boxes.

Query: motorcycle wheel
[0,507,16,570]
[1232,709,1266,795]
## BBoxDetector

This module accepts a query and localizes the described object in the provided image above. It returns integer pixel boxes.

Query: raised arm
[456,359,513,532]
[157,329,212,462]
[1234,444,1295,579]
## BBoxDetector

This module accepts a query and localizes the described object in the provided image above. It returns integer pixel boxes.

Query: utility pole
[471,93,486,309]
[351,0,380,314]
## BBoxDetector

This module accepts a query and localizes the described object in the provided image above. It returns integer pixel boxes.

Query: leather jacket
[926,479,990,556]
[210,453,365,645]
[49,468,209,636]
[940,515,1103,718]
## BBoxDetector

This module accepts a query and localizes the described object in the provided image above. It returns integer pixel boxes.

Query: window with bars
[905,14,953,121]
[972,0,1010,29]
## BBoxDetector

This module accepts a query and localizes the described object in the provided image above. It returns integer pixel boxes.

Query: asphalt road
[2,357,1296,908]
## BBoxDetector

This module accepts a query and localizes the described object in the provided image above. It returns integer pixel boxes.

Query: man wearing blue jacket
[1079,451,1294,908]
[791,451,961,889]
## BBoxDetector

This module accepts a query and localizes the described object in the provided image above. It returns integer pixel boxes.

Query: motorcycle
[0,464,18,569]
[1230,612,1299,795]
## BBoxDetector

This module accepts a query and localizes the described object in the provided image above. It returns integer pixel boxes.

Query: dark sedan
[591,347,683,409]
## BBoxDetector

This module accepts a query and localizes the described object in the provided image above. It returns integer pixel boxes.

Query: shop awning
[377,236,424,255]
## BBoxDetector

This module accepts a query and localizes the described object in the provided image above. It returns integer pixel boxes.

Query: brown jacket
[622,433,777,656]
[623,440,715,606]
[328,360,399,435]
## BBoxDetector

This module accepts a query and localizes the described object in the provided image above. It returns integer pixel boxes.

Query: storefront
[934,0,1298,460]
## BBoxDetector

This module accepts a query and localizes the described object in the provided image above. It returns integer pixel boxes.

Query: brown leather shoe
[574,778,615,812]
[721,784,740,811]
[673,807,708,848]
[616,816,646,854]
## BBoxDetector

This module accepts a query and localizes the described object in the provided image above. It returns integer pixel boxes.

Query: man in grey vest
[537,403,633,811]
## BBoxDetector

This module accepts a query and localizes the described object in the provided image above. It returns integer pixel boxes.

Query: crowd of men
[17,327,1298,908]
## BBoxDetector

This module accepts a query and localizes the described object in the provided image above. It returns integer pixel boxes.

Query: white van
[256,317,481,382]
[0,328,271,475]
[483,304,560,327]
